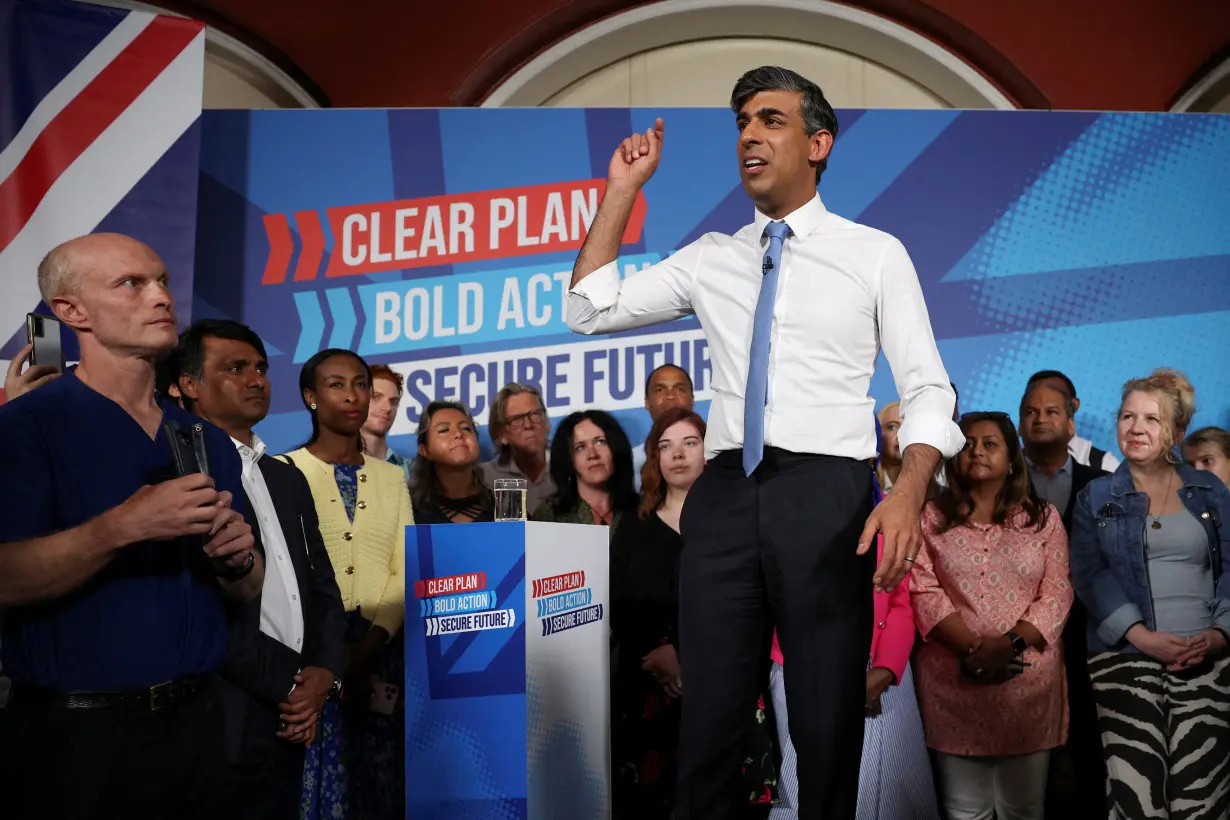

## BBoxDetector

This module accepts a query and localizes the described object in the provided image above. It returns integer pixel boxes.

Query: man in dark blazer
[1019,382,1109,820]
[175,319,346,819]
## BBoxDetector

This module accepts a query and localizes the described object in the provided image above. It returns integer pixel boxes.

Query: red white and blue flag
[0,0,205,398]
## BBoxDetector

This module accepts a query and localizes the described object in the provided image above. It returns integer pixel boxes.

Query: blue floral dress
[301,464,360,819]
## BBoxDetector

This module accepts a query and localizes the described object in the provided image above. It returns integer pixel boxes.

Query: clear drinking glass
[493,478,528,522]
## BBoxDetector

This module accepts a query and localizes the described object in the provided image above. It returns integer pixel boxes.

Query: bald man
[0,234,262,818]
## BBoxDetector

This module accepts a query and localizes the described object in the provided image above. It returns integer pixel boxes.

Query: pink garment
[770,539,915,683]
[910,502,1073,757]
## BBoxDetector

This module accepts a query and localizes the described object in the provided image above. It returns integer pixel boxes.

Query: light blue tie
[743,221,790,476]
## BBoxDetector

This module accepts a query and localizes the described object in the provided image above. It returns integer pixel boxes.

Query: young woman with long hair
[609,407,706,818]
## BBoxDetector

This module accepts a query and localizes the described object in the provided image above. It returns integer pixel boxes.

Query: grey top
[1027,455,1074,519]
[1147,508,1215,638]
[480,456,556,515]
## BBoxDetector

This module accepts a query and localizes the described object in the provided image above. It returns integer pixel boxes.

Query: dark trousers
[676,448,875,820]
[0,678,228,820]
[1046,599,1109,818]
[228,700,307,820]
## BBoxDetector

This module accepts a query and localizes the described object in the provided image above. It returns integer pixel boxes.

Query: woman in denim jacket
[1070,372,1230,820]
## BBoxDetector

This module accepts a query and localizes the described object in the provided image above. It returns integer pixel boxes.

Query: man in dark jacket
[176,319,346,819]
[1020,381,1109,819]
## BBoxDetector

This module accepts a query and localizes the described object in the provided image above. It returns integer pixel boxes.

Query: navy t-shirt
[0,369,249,691]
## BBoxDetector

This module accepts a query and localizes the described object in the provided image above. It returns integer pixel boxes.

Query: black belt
[12,675,208,711]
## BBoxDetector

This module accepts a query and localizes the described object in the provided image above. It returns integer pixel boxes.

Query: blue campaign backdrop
[194,108,1230,459]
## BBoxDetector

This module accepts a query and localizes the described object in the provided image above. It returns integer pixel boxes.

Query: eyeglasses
[506,409,547,431]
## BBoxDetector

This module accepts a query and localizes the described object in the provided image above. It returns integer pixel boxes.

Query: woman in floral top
[911,411,1072,820]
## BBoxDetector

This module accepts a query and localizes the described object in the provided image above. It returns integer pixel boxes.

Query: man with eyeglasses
[480,383,556,512]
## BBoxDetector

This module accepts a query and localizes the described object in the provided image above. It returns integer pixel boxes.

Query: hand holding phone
[4,344,59,401]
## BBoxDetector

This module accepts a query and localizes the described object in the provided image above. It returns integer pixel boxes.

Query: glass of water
[493,478,528,522]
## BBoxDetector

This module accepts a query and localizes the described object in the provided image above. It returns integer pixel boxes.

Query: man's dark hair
[1027,370,1077,400]
[644,363,693,395]
[1020,382,1077,419]
[178,319,268,383]
[730,66,839,183]
[173,319,268,411]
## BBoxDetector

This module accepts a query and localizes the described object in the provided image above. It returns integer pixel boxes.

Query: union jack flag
[0,0,205,401]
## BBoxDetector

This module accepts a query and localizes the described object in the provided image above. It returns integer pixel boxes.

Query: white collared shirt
[233,435,304,653]
[1068,433,1121,472]
[568,195,964,461]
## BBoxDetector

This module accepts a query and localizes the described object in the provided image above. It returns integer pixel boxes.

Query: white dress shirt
[1068,433,1121,472]
[568,195,964,461]
[234,435,304,653]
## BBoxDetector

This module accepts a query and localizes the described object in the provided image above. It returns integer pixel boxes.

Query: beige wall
[203,42,304,109]
[546,38,950,109]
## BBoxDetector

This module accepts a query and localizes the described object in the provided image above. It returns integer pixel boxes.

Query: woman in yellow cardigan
[282,348,412,820]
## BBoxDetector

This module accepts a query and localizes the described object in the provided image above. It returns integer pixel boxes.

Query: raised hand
[608,118,664,192]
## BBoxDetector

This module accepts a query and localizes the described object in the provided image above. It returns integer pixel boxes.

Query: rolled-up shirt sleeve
[566,238,704,335]
[876,237,964,459]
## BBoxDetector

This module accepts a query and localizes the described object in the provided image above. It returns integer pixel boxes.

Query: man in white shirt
[1026,370,1121,472]
[631,363,696,485]
[566,66,963,819]
[176,320,346,820]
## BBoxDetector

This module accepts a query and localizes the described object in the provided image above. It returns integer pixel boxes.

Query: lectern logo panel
[531,569,604,637]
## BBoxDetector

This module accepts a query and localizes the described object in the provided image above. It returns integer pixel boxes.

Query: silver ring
[903,556,916,564]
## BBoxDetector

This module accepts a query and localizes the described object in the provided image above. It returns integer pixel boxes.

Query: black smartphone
[25,313,64,372]
[162,420,212,479]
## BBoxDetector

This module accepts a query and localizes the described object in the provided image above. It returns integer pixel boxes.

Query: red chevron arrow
[260,213,293,285]
[294,210,325,281]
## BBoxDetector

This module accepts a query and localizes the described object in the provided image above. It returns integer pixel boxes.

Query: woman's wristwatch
[1006,631,1028,656]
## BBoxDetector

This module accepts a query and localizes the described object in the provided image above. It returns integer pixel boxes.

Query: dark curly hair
[544,410,637,518]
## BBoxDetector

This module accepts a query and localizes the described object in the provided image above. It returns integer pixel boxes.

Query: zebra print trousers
[1089,652,1230,820]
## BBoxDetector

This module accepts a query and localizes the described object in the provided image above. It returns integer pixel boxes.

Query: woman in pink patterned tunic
[911,412,1073,820]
